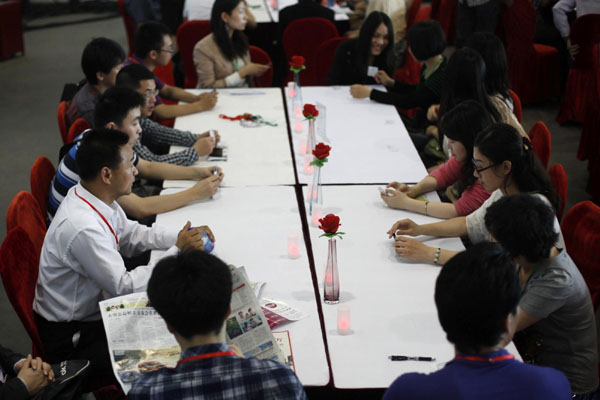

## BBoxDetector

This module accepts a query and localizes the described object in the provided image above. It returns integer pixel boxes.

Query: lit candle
[287,233,300,259]
[311,203,323,227]
[293,103,302,117]
[294,120,304,133]
[304,155,313,175]
[337,305,351,335]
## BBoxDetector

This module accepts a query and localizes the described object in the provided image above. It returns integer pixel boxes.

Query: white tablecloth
[288,86,429,185]
[247,0,273,23]
[150,186,330,386]
[302,185,520,388]
[166,88,295,188]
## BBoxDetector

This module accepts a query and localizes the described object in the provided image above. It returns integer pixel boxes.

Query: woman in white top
[387,123,561,266]
[193,0,269,88]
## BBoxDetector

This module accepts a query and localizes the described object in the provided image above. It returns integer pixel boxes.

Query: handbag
[32,360,90,400]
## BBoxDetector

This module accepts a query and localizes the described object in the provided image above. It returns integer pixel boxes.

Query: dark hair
[81,38,126,85]
[475,123,558,210]
[355,12,395,76]
[406,20,446,61]
[439,100,493,194]
[147,250,233,338]
[467,32,511,104]
[76,128,129,181]
[485,194,559,262]
[94,87,144,129]
[435,242,520,354]
[211,0,249,61]
[116,64,156,90]
[133,21,171,59]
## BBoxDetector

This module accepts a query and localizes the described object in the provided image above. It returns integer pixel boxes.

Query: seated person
[383,242,571,400]
[67,38,125,126]
[193,0,269,88]
[387,124,561,265]
[129,250,307,399]
[278,0,334,39]
[484,194,599,398]
[0,346,54,399]
[382,101,492,218]
[365,0,409,45]
[117,64,218,165]
[125,21,218,119]
[327,12,395,85]
[34,129,212,383]
[48,89,223,221]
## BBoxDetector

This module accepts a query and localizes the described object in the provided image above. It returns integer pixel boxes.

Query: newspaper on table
[100,266,283,393]
[260,298,307,329]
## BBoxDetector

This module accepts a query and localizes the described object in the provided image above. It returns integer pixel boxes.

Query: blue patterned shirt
[128,343,307,400]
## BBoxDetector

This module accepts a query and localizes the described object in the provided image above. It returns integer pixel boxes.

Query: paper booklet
[99,265,283,393]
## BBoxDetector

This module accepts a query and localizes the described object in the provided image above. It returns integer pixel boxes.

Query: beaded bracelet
[433,247,441,264]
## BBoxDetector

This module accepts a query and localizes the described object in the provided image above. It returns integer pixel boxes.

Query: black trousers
[455,0,501,48]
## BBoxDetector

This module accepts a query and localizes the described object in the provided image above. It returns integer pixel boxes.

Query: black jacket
[0,345,29,400]
[326,38,393,85]
[279,1,335,39]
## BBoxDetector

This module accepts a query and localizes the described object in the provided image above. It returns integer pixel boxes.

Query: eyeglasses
[160,47,175,54]
[143,88,159,100]
[472,159,497,174]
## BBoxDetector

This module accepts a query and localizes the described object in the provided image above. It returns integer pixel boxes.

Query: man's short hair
[148,250,233,338]
[81,38,126,84]
[76,128,130,181]
[484,194,559,263]
[94,87,144,128]
[406,20,446,61]
[133,22,171,59]
[116,64,156,91]
[435,242,520,354]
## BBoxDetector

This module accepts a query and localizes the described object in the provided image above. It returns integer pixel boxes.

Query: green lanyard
[424,57,443,80]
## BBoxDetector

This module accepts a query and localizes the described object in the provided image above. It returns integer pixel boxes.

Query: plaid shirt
[128,343,307,400]
[135,117,199,166]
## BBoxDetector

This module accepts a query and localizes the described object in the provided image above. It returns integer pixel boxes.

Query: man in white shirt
[33,128,213,386]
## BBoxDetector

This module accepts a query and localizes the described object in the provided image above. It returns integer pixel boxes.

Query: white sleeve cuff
[224,72,244,87]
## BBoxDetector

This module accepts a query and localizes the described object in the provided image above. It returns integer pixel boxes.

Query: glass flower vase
[324,239,340,304]
[305,119,316,155]
[309,166,322,215]
[293,71,302,104]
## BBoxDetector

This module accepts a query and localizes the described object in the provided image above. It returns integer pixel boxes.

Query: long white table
[302,185,520,388]
[287,86,429,185]
[150,186,330,386]
[166,88,295,188]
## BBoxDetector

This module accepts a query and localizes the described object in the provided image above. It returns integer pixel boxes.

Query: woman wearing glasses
[387,123,561,266]
[381,101,492,218]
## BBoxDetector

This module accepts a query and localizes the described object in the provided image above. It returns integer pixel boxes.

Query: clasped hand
[176,221,215,251]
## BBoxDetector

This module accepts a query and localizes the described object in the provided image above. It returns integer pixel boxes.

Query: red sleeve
[428,157,463,189]
[454,180,492,216]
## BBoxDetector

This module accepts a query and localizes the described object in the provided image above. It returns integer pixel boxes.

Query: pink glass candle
[304,155,314,175]
[311,204,323,227]
[287,234,300,259]
[337,305,351,335]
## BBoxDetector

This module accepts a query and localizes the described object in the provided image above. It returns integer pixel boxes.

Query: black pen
[389,355,436,362]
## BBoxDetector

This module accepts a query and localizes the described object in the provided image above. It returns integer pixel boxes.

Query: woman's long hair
[467,32,511,105]
[355,12,395,77]
[211,0,249,61]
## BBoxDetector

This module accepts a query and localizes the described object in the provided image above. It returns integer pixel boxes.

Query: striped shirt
[135,117,199,165]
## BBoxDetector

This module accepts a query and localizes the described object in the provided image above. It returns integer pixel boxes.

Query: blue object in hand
[201,231,214,253]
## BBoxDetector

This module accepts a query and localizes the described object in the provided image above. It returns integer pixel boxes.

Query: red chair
[282,17,338,86]
[249,45,273,87]
[406,0,423,30]
[528,121,551,169]
[432,0,457,44]
[561,201,600,309]
[556,14,600,124]
[6,191,46,257]
[509,89,522,123]
[0,227,45,358]
[66,118,91,144]
[315,37,349,85]
[549,163,568,222]
[57,101,69,144]
[176,20,212,88]
[414,3,432,24]
[117,0,136,56]
[501,0,560,104]
[30,157,56,224]
[0,1,25,60]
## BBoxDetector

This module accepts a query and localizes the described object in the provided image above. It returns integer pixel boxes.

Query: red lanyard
[219,113,253,121]
[454,354,515,363]
[178,351,237,365]
[74,188,119,246]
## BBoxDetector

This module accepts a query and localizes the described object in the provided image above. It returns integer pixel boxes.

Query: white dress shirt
[34,183,179,322]
[552,0,600,38]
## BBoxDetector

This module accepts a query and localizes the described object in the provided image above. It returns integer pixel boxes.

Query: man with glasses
[124,21,218,120]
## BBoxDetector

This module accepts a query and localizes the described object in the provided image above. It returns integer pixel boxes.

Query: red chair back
[570,14,600,69]
[406,0,423,30]
[549,163,568,222]
[66,118,91,144]
[249,45,273,87]
[6,191,46,257]
[117,0,136,56]
[502,0,535,56]
[0,227,45,358]
[394,50,421,85]
[282,17,338,86]
[30,157,56,224]
[153,60,176,88]
[561,201,600,309]
[176,20,212,88]
[509,89,522,123]
[316,37,349,85]
[528,121,551,169]
[57,101,69,144]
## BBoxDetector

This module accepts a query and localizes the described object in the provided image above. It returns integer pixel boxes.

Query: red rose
[318,214,341,234]
[289,56,305,69]
[312,143,331,159]
[303,104,319,118]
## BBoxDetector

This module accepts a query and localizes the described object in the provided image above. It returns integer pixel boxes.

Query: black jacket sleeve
[326,41,350,85]
[369,82,438,109]
[0,345,30,400]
